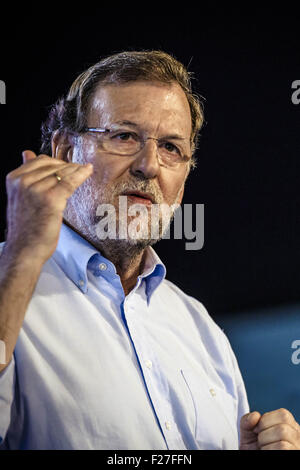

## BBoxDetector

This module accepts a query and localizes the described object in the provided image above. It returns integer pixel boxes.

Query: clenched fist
[240,408,300,450]
[5,150,93,264]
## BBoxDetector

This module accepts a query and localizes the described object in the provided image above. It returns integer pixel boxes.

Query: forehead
[88,81,192,137]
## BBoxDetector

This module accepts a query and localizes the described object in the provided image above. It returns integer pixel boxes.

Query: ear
[51,130,73,163]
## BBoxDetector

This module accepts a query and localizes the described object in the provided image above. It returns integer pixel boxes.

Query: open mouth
[121,191,154,205]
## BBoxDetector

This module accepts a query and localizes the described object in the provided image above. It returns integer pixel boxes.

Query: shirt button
[99,263,107,271]
[145,360,152,369]
[165,421,172,430]
[78,279,85,287]
[209,388,216,397]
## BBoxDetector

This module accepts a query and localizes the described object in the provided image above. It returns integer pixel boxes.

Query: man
[0,50,299,450]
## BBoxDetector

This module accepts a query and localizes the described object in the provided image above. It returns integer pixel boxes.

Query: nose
[129,138,160,180]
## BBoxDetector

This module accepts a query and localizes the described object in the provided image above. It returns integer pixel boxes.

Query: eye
[111,131,138,142]
[161,141,181,155]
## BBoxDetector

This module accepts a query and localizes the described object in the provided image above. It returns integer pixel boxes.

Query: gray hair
[40,50,205,168]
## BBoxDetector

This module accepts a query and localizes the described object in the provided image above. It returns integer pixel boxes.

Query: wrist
[1,242,46,272]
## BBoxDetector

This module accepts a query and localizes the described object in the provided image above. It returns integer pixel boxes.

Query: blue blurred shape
[216,304,300,422]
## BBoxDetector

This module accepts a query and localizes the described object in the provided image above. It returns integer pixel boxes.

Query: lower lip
[126,195,153,206]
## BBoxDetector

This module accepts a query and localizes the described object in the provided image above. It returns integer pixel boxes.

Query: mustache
[112,179,164,205]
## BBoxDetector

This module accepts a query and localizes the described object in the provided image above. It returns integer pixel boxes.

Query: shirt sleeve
[0,356,15,445]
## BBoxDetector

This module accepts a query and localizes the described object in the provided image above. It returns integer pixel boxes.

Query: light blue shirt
[0,223,249,450]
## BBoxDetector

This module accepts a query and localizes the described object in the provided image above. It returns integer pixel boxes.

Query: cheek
[73,139,96,164]
[92,163,113,186]
[75,140,130,185]
[89,156,131,187]
[160,173,186,204]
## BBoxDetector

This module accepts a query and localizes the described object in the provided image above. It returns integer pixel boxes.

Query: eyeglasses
[82,126,192,168]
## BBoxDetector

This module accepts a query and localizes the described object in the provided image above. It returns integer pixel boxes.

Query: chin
[124,237,160,248]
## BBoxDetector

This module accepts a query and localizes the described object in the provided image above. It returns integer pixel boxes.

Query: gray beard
[63,176,177,266]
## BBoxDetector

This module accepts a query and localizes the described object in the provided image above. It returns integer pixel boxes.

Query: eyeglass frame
[82,127,193,166]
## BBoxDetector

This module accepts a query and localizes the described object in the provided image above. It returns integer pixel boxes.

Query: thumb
[22,150,37,164]
[239,411,261,450]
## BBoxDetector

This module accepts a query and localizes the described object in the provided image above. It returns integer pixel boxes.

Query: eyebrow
[113,120,188,141]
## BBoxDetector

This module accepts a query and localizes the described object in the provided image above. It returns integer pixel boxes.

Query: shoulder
[159,280,249,420]
[161,277,222,332]
[160,277,237,366]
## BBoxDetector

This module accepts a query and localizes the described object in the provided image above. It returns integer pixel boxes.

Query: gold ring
[55,172,62,182]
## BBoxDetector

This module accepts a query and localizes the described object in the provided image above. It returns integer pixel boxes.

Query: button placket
[165,421,172,430]
[122,298,185,450]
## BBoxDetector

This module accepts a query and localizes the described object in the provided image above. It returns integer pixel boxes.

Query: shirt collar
[52,223,100,293]
[52,223,166,300]
[138,246,166,303]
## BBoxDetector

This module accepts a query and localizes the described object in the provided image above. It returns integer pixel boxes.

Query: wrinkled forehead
[87,81,192,138]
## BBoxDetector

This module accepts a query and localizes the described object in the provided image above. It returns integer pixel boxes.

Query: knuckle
[5,171,15,184]
[28,183,42,197]
[7,173,27,191]
[258,415,267,428]
[277,424,289,439]
[18,174,32,190]
[277,441,290,450]
[37,154,51,160]
[279,408,292,421]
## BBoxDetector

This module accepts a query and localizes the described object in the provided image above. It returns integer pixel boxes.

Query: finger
[17,162,83,188]
[52,163,94,199]
[14,154,68,177]
[22,150,37,164]
[254,409,299,434]
[239,411,261,449]
[240,411,261,434]
[11,156,64,182]
[260,440,296,450]
[257,423,299,448]
[31,163,93,197]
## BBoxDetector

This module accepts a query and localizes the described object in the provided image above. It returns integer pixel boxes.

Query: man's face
[63,80,193,248]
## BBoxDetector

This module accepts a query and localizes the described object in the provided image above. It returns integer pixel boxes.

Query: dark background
[0,8,299,419]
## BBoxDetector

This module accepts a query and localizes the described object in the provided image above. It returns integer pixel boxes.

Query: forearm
[0,151,93,373]
[0,244,43,372]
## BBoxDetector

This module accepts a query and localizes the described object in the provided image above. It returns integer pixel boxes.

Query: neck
[98,241,147,296]
[63,219,148,296]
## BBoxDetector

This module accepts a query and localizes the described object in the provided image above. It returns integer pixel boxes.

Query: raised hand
[5,150,93,263]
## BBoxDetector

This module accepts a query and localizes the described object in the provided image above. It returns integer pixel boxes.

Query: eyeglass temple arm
[84,127,110,133]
